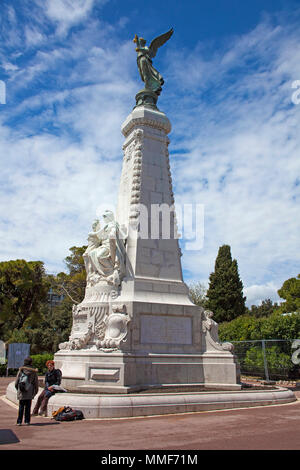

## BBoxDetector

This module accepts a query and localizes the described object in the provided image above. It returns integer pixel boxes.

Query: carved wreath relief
[96,304,130,351]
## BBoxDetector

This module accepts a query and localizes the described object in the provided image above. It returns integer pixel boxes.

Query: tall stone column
[114,105,202,357]
[116,105,187,299]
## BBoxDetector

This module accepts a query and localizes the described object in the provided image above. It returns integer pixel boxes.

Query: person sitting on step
[32,360,62,417]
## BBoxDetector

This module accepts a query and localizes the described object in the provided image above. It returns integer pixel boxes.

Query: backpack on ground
[52,406,65,418]
[52,406,84,421]
[18,371,30,392]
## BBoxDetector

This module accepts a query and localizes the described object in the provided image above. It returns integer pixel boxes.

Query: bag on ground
[53,406,84,421]
[52,406,65,418]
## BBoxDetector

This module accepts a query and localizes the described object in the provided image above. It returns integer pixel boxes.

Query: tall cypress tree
[205,245,246,323]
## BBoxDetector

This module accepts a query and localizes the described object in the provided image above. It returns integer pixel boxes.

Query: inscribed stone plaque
[140,314,192,345]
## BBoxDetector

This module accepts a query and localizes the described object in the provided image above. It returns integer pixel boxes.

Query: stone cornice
[122,107,171,137]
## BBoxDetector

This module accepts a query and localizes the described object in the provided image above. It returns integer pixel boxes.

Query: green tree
[0,260,49,340]
[57,245,87,304]
[277,274,300,313]
[188,281,207,307]
[247,298,278,318]
[23,300,74,354]
[205,245,246,323]
[26,246,87,354]
[0,247,88,353]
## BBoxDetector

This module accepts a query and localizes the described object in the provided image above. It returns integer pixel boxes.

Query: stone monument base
[5,381,296,419]
[54,349,241,394]
[54,292,242,394]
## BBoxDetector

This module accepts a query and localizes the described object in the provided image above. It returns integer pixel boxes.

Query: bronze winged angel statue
[133,28,173,101]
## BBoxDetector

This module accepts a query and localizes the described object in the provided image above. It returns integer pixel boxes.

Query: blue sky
[0,0,300,307]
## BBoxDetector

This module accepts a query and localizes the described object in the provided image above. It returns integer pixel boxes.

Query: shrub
[219,315,258,342]
[219,312,300,342]
[0,360,7,376]
[219,311,300,379]
[244,345,291,378]
[31,354,54,374]
[265,347,292,373]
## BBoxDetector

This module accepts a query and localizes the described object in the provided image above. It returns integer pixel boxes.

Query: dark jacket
[15,366,39,400]
[45,368,62,389]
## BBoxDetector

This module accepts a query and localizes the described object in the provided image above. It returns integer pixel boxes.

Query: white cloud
[0,16,138,273]
[25,26,45,47]
[1,62,19,72]
[0,128,122,272]
[244,283,282,307]
[165,19,300,306]
[44,0,101,35]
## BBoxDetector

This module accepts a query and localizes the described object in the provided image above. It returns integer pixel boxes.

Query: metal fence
[231,339,300,381]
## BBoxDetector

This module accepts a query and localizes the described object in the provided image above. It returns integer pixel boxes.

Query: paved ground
[1,377,300,451]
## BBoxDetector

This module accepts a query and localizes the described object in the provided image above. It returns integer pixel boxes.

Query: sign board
[0,340,5,364]
[7,343,30,369]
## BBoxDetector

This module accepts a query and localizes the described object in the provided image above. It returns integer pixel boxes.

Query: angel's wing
[148,28,174,58]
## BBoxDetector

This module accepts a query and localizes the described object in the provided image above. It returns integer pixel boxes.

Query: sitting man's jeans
[32,389,53,414]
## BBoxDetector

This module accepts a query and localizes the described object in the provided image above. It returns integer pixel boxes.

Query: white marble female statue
[83,211,126,287]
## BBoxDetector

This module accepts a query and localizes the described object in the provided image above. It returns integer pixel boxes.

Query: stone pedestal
[55,105,240,393]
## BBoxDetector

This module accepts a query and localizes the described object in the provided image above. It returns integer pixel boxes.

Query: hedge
[219,312,300,379]
[243,345,291,375]
[219,312,300,342]
[31,354,54,374]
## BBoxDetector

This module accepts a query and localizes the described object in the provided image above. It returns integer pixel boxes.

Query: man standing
[32,360,62,416]
[15,356,39,425]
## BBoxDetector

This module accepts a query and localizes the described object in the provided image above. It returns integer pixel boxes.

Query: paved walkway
[1,377,300,450]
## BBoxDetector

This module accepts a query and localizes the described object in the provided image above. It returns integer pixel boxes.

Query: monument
[54,29,240,393]
[6,29,297,419]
